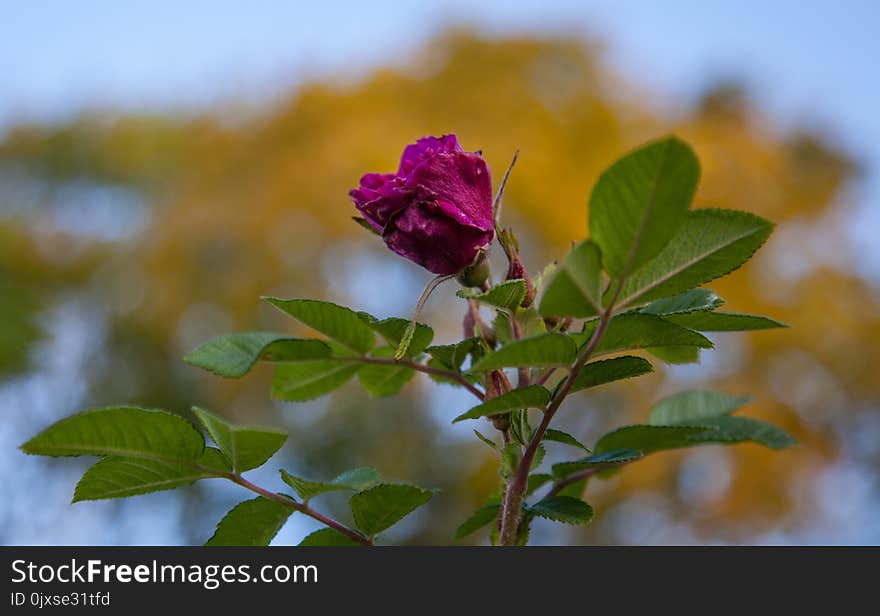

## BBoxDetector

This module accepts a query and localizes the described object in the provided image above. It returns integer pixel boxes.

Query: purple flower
[350,134,494,275]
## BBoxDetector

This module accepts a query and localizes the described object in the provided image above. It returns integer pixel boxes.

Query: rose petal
[405,151,493,231]
[383,199,493,275]
[398,134,462,176]
[349,173,412,231]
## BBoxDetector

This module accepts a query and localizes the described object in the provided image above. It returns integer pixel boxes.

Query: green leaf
[455,504,500,539]
[648,390,750,425]
[615,209,774,307]
[493,312,514,344]
[473,429,498,450]
[298,528,363,546]
[527,496,594,525]
[426,338,480,372]
[576,313,713,355]
[664,311,788,331]
[569,356,654,394]
[496,308,547,343]
[452,385,550,423]
[205,496,293,546]
[349,483,437,536]
[458,279,527,311]
[72,448,229,502]
[538,240,603,317]
[589,137,699,278]
[359,315,434,358]
[263,297,375,353]
[639,289,724,316]
[594,425,710,454]
[647,346,701,364]
[192,407,287,472]
[183,332,331,378]
[280,466,380,501]
[552,448,644,478]
[271,360,361,401]
[357,347,415,397]
[526,473,554,496]
[470,333,577,372]
[542,429,590,452]
[21,406,204,460]
[687,415,797,449]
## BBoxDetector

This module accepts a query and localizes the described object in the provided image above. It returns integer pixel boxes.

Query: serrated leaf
[455,504,500,539]
[271,360,360,401]
[687,415,797,449]
[73,448,229,502]
[205,496,293,546]
[280,467,380,501]
[538,240,603,317]
[664,311,787,331]
[615,209,774,307]
[569,356,654,394]
[589,137,699,278]
[470,333,577,372]
[359,315,434,357]
[349,483,436,536]
[527,496,594,525]
[263,298,375,353]
[531,444,547,471]
[458,279,527,311]
[298,528,363,546]
[542,429,590,451]
[21,406,204,460]
[192,407,287,472]
[453,385,550,423]
[576,313,713,355]
[594,425,710,454]
[647,346,701,364]
[357,347,415,397]
[640,289,724,316]
[552,448,644,478]
[183,332,331,378]
[648,390,750,425]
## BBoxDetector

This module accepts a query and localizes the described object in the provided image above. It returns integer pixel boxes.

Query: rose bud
[349,134,494,276]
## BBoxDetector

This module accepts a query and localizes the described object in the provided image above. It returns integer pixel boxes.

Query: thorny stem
[497,306,615,546]
[226,473,373,546]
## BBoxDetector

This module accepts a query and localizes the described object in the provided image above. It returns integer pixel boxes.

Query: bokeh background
[2,1,879,545]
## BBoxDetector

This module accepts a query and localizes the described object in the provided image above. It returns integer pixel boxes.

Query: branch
[227,473,373,546]
[543,459,634,501]
[497,306,614,545]
[335,355,484,401]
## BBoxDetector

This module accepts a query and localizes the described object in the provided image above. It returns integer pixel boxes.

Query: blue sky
[2,0,879,272]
